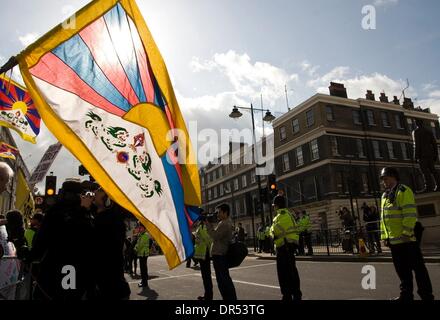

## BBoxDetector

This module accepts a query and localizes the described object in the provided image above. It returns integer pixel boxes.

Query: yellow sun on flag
[12,101,28,114]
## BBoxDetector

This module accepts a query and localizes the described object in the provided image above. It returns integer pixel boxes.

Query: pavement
[127,254,440,300]
[248,245,440,263]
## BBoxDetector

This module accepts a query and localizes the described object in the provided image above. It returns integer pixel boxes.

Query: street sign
[28,142,62,186]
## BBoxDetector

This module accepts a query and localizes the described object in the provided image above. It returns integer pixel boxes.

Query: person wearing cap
[412,119,440,192]
[270,195,302,301]
[379,167,434,300]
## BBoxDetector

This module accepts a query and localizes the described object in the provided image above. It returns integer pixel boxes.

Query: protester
[206,203,237,301]
[93,187,130,300]
[30,181,95,300]
[235,223,246,243]
[362,204,382,254]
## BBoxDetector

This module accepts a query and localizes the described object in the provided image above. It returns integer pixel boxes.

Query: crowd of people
[0,162,436,301]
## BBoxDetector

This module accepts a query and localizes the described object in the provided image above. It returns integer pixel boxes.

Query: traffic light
[267,174,278,200]
[45,175,57,196]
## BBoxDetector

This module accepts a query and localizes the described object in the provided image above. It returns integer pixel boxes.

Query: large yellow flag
[18,0,200,268]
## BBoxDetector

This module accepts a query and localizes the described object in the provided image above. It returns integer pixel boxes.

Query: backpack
[226,241,248,268]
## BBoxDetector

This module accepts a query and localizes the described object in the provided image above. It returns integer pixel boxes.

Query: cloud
[301,60,320,77]
[190,50,299,103]
[373,0,399,7]
[307,66,350,88]
[18,32,39,47]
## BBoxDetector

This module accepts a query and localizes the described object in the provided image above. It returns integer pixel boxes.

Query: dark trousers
[276,243,302,301]
[390,242,434,300]
[199,254,213,300]
[367,231,382,253]
[139,256,149,285]
[419,157,440,190]
[129,256,138,274]
[298,232,313,255]
[258,240,265,252]
[212,255,237,301]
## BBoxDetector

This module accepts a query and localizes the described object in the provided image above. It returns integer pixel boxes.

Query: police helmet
[380,167,400,181]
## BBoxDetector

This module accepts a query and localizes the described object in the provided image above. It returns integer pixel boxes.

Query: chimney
[379,92,389,103]
[328,82,347,98]
[365,90,375,101]
[402,97,414,109]
[392,96,400,105]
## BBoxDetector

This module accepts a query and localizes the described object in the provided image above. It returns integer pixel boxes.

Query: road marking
[127,273,199,284]
[230,262,276,271]
[231,279,280,289]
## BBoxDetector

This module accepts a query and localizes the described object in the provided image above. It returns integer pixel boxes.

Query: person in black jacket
[412,119,440,192]
[92,187,131,300]
[362,204,382,254]
[31,181,95,300]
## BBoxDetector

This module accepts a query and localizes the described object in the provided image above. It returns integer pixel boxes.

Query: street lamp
[228,103,276,229]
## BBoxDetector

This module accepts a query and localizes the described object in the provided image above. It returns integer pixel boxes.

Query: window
[330,136,340,156]
[224,164,230,175]
[242,175,247,188]
[250,170,256,184]
[366,110,376,126]
[234,178,239,191]
[401,142,409,160]
[326,106,335,121]
[235,200,241,216]
[306,110,315,127]
[387,141,396,159]
[218,168,222,178]
[353,110,362,125]
[219,184,224,196]
[295,147,304,166]
[279,126,287,141]
[310,139,319,160]
[208,189,212,200]
[356,139,365,157]
[292,118,300,133]
[395,114,404,129]
[431,121,437,138]
[381,112,390,127]
[407,118,414,130]
[372,140,382,158]
[213,187,217,198]
[361,172,369,193]
[225,181,231,193]
[213,170,217,180]
[201,176,205,186]
[282,153,290,171]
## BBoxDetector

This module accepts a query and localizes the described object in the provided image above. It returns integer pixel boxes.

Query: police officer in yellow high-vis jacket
[135,225,150,288]
[270,195,302,301]
[193,220,213,301]
[380,167,434,300]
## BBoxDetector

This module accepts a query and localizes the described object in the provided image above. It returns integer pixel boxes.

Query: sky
[1,0,439,191]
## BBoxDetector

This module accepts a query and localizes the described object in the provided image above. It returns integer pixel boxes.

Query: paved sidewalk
[248,245,440,263]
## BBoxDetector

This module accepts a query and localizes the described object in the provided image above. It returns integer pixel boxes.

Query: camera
[200,213,218,223]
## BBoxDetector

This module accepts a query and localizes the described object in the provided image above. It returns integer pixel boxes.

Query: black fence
[247,222,384,256]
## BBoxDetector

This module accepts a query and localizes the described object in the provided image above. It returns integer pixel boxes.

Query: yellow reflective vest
[193,224,212,260]
[270,208,299,249]
[380,184,417,245]
[298,215,311,233]
[135,232,150,257]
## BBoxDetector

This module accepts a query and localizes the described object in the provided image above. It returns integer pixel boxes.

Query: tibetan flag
[0,142,19,160]
[0,75,41,143]
[18,0,201,269]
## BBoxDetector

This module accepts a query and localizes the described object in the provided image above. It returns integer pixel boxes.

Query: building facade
[200,82,440,244]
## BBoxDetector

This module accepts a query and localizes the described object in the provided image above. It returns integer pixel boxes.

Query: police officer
[193,219,213,300]
[412,119,440,192]
[257,224,266,253]
[270,195,302,301]
[135,225,150,288]
[298,211,313,256]
[380,167,434,300]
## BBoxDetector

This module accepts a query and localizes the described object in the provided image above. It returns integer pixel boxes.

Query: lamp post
[229,104,275,228]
